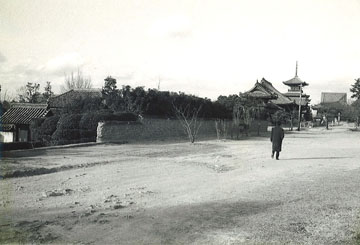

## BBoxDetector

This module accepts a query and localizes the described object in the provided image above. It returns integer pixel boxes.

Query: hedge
[79,111,138,141]
[25,112,139,146]
[51,114,82,144]
[30,118,46,142]
[40,116,60,136]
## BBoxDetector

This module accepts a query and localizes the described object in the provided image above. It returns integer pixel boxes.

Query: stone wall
[96,118,270,143]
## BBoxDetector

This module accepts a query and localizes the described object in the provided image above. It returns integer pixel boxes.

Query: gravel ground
[1,124,360,244]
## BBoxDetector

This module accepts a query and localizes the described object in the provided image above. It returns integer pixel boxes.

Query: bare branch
[61,69,93,92]
[173,102,203,143]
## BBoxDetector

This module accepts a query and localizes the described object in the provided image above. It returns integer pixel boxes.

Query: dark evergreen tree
[350,78,360,99]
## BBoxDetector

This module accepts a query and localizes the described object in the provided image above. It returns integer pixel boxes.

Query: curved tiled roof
[283,75,308,86]
[49,88,102,108]
[321,92,347,104]
[259,78,294,105]
[1,103,50,125]
[246,78,294,105]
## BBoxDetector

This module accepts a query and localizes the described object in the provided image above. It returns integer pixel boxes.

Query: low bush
[30,118,46,142]
[51,114,82,144]
[33,115,61,145]
[41,116,60,136]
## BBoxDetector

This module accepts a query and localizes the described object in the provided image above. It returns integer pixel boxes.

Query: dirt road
[1,125,360,244]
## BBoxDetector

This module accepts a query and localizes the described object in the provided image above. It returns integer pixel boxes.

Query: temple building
[0,103,51,142]
[246,78,294,111]
[245,62,311,122]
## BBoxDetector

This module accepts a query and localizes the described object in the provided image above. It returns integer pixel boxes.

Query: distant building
[320,92,347,104]
[246,63,311,113]
[245,62,312,128]
[312,92,348,124]
[246,78,294,111]
[282,62,310,107]
[0,103,51,142]
[48,88,102,113]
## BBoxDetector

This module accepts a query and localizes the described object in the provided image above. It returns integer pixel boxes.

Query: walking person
[271,121,284,160]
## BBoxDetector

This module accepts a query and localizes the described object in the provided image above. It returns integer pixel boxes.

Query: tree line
[3,71,360,125]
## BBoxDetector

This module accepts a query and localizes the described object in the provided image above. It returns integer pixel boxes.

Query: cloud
[44,52,85,76]
[148,15,192,39]
[12,64,41,76]
[115,72,135,81]
[169,30,192,39]
[0,52,6,63]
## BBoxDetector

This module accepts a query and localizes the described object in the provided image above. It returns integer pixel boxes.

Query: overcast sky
[1,0,360,104]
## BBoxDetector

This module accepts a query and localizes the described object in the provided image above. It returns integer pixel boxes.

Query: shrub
[29,118,46,142]
[40,116,60,136]
[51,114,82,144]
[34,115,60,145]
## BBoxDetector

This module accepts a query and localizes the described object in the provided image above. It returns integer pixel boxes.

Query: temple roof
[258,78,294,105]
[283,75,309,87]
[246,78,295,105]
[49,88,102,108]
[1,103,50,125]
[321,92,347,104]
[246,90,275,99]
[245,81,277,99]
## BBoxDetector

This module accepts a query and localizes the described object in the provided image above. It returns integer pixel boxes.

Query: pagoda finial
[295,61,298,77]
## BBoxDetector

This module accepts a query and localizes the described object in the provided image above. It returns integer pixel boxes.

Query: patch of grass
[0,225,28,244]
[0,221,59,244]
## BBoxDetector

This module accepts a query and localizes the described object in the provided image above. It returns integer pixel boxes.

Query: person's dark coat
[271,126,284,152]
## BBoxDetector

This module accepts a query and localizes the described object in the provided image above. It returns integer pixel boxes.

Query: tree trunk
[326,116,329,130]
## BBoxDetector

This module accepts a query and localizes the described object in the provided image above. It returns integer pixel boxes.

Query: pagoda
[282,61,310,107]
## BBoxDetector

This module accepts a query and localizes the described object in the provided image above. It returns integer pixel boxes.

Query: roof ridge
[10,103,48,108]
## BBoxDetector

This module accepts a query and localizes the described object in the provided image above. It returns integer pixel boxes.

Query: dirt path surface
[1,125,360,244]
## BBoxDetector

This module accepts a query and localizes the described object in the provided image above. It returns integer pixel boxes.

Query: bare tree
[173,103,203,143]
[61,69,92,92]
[232,94,261,138]
[0,87,15,102]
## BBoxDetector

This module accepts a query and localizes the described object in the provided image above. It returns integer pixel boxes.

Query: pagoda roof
[283,91,310,98]
[283,75,308,86]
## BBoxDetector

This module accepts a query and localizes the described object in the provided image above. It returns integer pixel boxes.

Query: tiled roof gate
[0,103,49,125]
[321,92,347,104]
